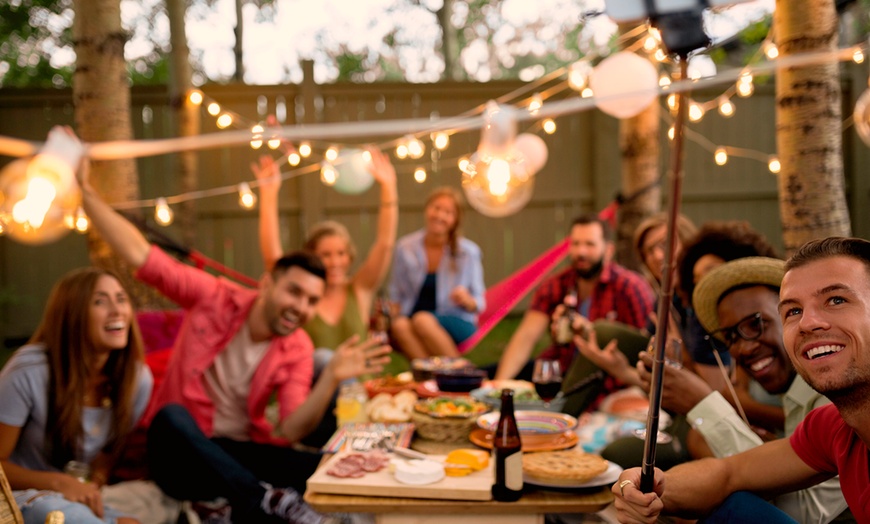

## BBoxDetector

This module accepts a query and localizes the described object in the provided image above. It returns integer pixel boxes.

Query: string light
[155,197,173,226]
[74,207,89,233]
[63,210,75,230]
[320,162,338,186]
[763,42,779,60]
[414,167,427,183]
[714,147,728,165]
[325,146,339,162]
[667,94,678,112]
[250,124,264,149]
[406,136,425,159]
[238,182,256,209]
[216,114,233,129]
[581,87,593,98]
[668,125,675,140]
[768,156,781,174]
[854,48,865,64]
[654,49,667,62]
[432,132,450,150]
[688,101,705,122]
[287,151,301,166]
[395,142,409,159]
[267,136,282,149]
[188,90,204,106]
[542,119,557,134]
[659,74,672,89]
[458,156,470,172]
[718,97,735,117]
[643,36,658,52]
[568,61,591,91]
[299,142,312,158]
[528,93,543,116]
[207,102,221,116]
[737,73,754,98]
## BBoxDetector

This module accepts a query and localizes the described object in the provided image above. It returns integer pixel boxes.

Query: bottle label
[505,451,523,491]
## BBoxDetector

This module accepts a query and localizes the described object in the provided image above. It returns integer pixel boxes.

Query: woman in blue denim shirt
[389,187,486,359]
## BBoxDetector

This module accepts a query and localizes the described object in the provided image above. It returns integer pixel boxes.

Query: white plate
[523,460,623,489]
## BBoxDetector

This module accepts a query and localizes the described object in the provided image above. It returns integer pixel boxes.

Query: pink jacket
[138,247,313,446]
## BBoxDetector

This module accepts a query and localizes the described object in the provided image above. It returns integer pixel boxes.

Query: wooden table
[304,486,614,524]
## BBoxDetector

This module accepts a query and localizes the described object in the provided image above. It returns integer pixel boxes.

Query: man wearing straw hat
[632,256,848,523]
[613,238,870,523]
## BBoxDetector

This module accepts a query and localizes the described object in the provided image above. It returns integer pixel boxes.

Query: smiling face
[717,285,795,395]
[261,266,325,337]
[640,224,668,282]
[313,234,352,285]
[568,222,610,280]
[87,274,133,353]
[779,256,870,400]
[424,195,459,238]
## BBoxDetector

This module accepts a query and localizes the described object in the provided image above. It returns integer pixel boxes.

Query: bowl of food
[434,368,487,393]
[411,356,473,382]
[476,410,579,435]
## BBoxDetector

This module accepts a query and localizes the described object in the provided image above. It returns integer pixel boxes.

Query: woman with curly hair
[0,268,153,524]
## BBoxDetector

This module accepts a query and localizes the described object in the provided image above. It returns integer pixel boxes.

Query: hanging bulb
[432,132,450,151]
[768,156,781,174]
[299,142,312,158]
[238,182,257,209]
[668,125,675,140]
[688,101,705,122]
[714,147,728,166]
[74,207,89,233]
[320,162,338,186]
[64,210,75,230]
[737,73,754,98]
[763,42,779,60]
[267,136,282,150]
[667,94,678,112]
[458,156,470,172]
[414,167,427,183]
[581,87,593,98]
[287,152,301,166]
[643,36,658,52]
[542,119,556,134]
[250,124,264,149]
[528,93,543,116]
[407,136,425,159]
[853,48,865,64]
[325,146,340,162]
[395,142,409,159]
[216,114,233,129]
[718,97,735,117]
[188,90,204,106]
[460,150,537,217]
[568,61,592,92]
[155,197,173,226]
[659,74,671,89]
[207,102,221,116]
[654,49,667,62]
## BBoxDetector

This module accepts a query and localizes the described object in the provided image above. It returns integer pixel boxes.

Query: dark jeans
[699,492,798,524]
[147,404,323,523]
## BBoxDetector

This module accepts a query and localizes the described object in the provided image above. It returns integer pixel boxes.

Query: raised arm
[351,147,398,296]
[494,310,549,380]
[78,160,151,269]
[253,155,284,271]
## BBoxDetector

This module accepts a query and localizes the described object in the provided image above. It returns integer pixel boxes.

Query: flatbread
[522,450,609,484]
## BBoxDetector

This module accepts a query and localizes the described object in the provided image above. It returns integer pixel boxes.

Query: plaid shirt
[534,263,655,409]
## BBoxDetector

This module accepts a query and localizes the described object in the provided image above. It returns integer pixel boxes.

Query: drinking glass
[532,359,563,407]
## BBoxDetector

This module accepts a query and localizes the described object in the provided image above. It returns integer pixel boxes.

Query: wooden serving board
[306,452,493,501]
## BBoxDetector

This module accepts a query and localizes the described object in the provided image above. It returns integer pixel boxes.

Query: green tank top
[303,284,368,351]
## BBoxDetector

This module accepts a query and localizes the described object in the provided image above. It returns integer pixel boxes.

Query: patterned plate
[468,428,579,452]
[475,410,578,435]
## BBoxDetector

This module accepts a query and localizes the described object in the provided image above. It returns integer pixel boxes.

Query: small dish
[411,356,472,382]
[476,410,578,435]
[434,368,487,393]
[413,396,491,419]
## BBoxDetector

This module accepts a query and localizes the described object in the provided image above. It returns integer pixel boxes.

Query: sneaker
[191,498,232,524]
[261,482,325,524]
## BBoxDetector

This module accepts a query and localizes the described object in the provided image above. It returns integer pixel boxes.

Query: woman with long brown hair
[389,186,486,359]
[0,267,152,524]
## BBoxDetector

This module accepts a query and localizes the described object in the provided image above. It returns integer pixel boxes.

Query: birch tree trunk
[72,0,164,308]
[775,0,851,254]
[168,0,200,247]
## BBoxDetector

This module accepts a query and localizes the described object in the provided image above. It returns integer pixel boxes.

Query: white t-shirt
[204,322,269,440]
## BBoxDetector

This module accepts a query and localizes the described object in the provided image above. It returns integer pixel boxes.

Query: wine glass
[532,359,563,408]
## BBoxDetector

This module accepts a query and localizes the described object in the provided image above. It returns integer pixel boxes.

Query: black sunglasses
[705,312,765,350]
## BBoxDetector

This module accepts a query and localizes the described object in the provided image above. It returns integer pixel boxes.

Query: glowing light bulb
[714,147,728,166]
[325,146,339,162]
[659,75,671,89]
[668,126,675,140]
[11,177,56,229]
[288,152,301,166]
[853,48,865,64]
[362,150,372,163]
[654,49,667,62]
[188,90,204,105]
[407,136,425,159]
[414,167,427,183]
[688,102,705,122]
[528,93,543,116]
[763,42,779,60]
[667,94,678,112]
[542,119,556,134]
[207,102,221,116]
[581,87,593,98]
[458,157,470,172]
[320,162,337,186]
[433,132,450,150]
[299,142,312,158]
[216,114,233,129]
[155,197,173,226]
[768,156,781,174]
[568,61,591,91]
[737,74,754,98]
[267,137,282,150]
[648,27,661,43]
[250,124,264,150]
[64,210,75,230]
[395,143,408,159]
[643,36,658,52]
[486,158,511,197]
[238,182,256,209]
[718,97,735,117]
[74,207,89,233]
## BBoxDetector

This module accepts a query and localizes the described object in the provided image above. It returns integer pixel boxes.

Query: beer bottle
[491,389,523,502]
